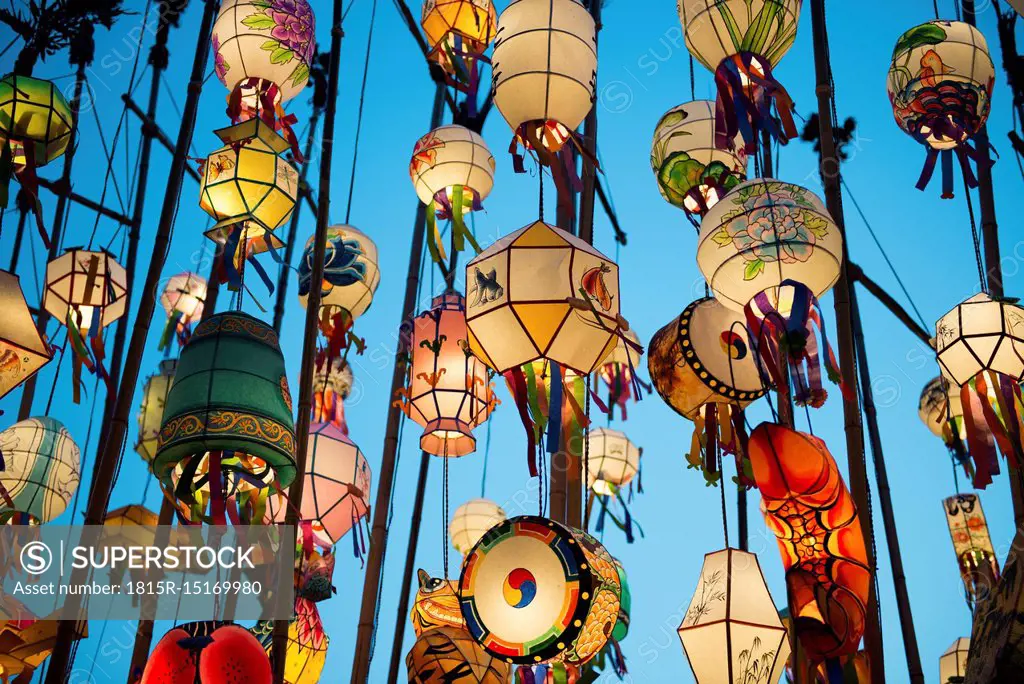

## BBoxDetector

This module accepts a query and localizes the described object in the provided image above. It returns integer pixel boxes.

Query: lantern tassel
[546,362,564,454]
[913,115,990,198]
[425,199,448,264]
[12,144,52,250]
[504,366,539,477]
[159,310,183,352]
[960,379,999,488]
[714,52,797,153]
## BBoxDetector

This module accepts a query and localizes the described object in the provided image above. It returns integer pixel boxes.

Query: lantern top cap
[213,118,290,152]
[309,420,357,445]
[470,220,611,263]
[430,291,467,310]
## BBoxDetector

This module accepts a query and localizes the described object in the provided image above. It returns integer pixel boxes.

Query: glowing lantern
[312,357,354,430]
[252,602,328,684]
[267,422,371,548]
[43,249,127,331]
[887,21,994,197]
[677,548,789,683]
[944,493,999,608]
[0,615,86,682]
[586,428,640,496]
[159,271,207,350]
[748,423,871,661]
[678,0,799,151]
[141,622,272,684]
[421,0,497,80]
[648,298,765,486]
[597,328,645,420]
[398,292,498,457]
[0,270,51,400]
[411,569,465,636]
[919,376,975,479]
[492,0,596,162]
[940,637,970,683]
[934,292,1024,487]
[297,224,381,333]
[0,417,80,524]
[407,625,511,683]
[135,359,177,464]
[450,499,507,557]
[155,312,296,524]
[650,100,748,216]
[458,515,620,667]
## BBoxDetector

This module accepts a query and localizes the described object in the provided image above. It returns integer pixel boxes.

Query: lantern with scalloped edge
[450,499,507,557]
[0,417,80,525]
[297,224,381,335]
[0,270,51,400]
[940,637,970,683]
[944,493,999,609]
[135,360,177,464]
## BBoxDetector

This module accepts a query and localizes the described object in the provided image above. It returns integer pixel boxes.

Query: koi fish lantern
[678,0,800,152]
[650,100,748,217]
[0,417,80,525]
[421,0,497,105]
[944,493,999,608]
[940,638,970,683]
[934,292,1024,488]
[0,270,51,400]
[412,569,465,636]
[458,516,620,669]
[449,499,507,557]
[135,359,178,464]
[407,625,511,684]
[398,292,498,457]
[678,548,789,684]
[141,622,272,684]
[252,602,328,684]
[648,298,765,486]
[492,0,597,180]
[698,179,843,408]
[159,272,207,351]
[154,312,296,524]
[409,125,494,262]
[596,328,646,420]
[887,21,995,197]
[748,423,871,661]
[918,376,975,479]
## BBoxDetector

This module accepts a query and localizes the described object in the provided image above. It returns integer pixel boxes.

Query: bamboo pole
[271,0,344,677]
[808,1,883,680]
[43,2,220,679]
[7,191,28,273]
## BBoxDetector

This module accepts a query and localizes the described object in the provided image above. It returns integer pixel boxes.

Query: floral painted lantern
[0,417,80,524]
[141,622,272,684]
[678,0,800,151]
[677,548,789,684]
[252,603,329,684]
[407,625,511,684]
[159,272,207,350]
[135,359,177,464]
[0,270,50,400]
[934,292,1024,487]
[449,499,507,557]
[650,100,748,216]
[748,423,871,661]
[699,179,843,407]
[586,428,640,496]
[596,328,646,420]
[421,0,498,105]
[458,515,620,668]
[297,224,381,338]
[312,357,354,430]
[492,0,597,169]
[411,569,465,636]
[154,312,296,524]
[940,637,970,683]
[397,292,498,457]
[267,422,371,548]
[944,493,999,608]
[887,21,995,197]
[648,298,765,486]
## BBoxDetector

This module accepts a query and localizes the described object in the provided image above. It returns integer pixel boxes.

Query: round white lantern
[585,428,640,496]
[448,498,507,556]
[410,125,495,209]
[935,292,1024,388]
[297,225,381,323]
[160,272,207,325]
[679,0,801,75]
[939,637,970,683]
[0,417,80,524]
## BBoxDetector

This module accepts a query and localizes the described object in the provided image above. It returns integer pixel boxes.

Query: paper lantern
[135,359,177,464]
[648,298,765,485]
[141,622,272,684]
[650,100,748,215]
[466,220,622,375]
[0,74,73,167]
[411,569,465,636]
[212,0,316,105]
[450,499,507,557]
[267,422,371,548]
[596,328,645,420]
[155,312,296,522]
[0,417,80,525]
[940,637,970,683]
[407,625,511,684]
[677,548,789,684]
[411,125,495,210]
[252,603,328,684]
[492,0,596,156]
[585,428,640,496]
[0,270,50,400]
[398,292,498,457]
[297,224,381,327]
[459,515,620,666]
[0,614,86,683]
[919,375,962,444]
[944,493,999,608]
[748,423,871,661]
[887,21,994,196]
[312,357,353,429]
[159,272,207,351]
[43,249,127,331]
[422,0,497,64]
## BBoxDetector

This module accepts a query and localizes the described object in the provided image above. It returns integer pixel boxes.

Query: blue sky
[2,0,1022,682]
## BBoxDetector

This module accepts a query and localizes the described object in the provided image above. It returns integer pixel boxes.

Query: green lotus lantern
[154,311,296,523]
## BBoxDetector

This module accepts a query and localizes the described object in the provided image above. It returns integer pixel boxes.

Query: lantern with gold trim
[944,493,999,609]
[0,417,80,525]
[421,0,497,102]
[0,270,51,400]
[159,272,207,351]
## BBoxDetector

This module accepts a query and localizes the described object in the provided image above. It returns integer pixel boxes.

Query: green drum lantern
[154,311,296,523]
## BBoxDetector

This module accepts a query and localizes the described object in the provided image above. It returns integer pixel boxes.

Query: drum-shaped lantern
[0,270,51,400]
[0,75,73,166]
[297,225,381,323]
[585,428,640,496]
[449,498,507,556]
[43,249,127,331]
[0,417,80,524]
[410,125,495,210]
[135,359,178,464]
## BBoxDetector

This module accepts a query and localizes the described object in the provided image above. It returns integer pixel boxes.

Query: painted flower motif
[242,0,315,86]
[409,132,445,176]
[212,33,230,81]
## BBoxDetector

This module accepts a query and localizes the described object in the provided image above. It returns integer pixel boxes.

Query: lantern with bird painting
[421,0,497,108]
[449,499,507,557]
[944,493,999,609]
[0,270,51,400]
[650,100,748,217]
[0,417,80,525]
[297,224,380,340]
[135,359,177,464]
[678,0,800,152]
[940,638,970,683]
[748,423,871,661]
[159,272,207,351]
[596,328,647,420]
[887,21,995,197]
[407,625,511,684]
[648,298,765,487]
[141,622,272,684]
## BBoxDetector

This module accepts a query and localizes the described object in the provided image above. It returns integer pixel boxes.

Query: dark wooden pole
[44,2,219,680]
[808,1,883,680]
[7,191,29,273]
[124,497,176,682]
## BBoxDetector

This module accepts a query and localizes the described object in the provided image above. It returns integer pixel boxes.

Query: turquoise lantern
[0,417,80,524]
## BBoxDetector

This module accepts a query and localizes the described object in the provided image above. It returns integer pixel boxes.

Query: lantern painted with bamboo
[141,622,272,684]
[0,270,50,400]
[421,0,497,76]
[492,0,596,160]
[648,298,765,486]
[0,417,80,525]
[748,423,871,661]
[297,224,381,332]
[650,100,748,215]
[887,21,994,196]
[267,422,371,548]
[677,548,789,684]
[411,569,465,636]
[43,249,127,333]
[596,328,645,420]
[944,493,999,608]
[135,360,177,464]
[940,637,970,683]
[407,625,511,684]
[154,312,296,523]
[450,499,507,557]
[458,515,620,667]
[678,0,800,151]
[0,75,73,207]
[398,292,498,457]
[159,272,207,350]
[586,428,640,496]
[313,357,354,429]
[934,292,1024,488]
[252,602,328,684]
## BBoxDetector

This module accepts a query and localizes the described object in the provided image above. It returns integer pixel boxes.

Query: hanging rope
[480,419,492,498]
[345,0,378,223]
[962,174,988,292]
[718,448,729,548]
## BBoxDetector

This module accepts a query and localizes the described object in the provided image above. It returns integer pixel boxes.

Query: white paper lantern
[410,125,495,208]
[448,498,507,556]
[940,637,970,683]
[297,225,381,323]
[43,249,127,331]
[585,428,640,496]
[135,359,177,464]
[160,272,207,325]
[0,270,51,400]
[935,292,1024,388]
[678,0,801,75]
[0,417,80,524]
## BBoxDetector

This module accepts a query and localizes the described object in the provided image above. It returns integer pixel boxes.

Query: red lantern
[748,423,871,662]
[140,622,272,684]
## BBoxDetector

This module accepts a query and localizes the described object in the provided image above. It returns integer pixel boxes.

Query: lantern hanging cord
[718,448,729,548]
[442,448,450,580]
[480,418,492,498]
[538,167,545,221]
[962,176,988,293]
[688,54,696,100]
[584,383,592,524]
[344,0,379,225]
[371,408,406,661]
